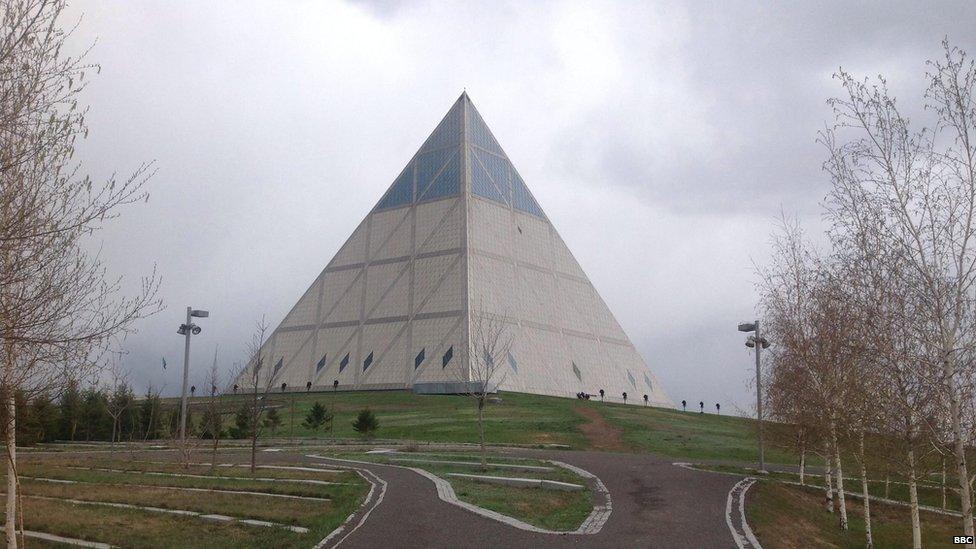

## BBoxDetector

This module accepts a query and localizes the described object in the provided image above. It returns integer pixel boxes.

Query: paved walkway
[34,446,743,547]
[271,449,741,548]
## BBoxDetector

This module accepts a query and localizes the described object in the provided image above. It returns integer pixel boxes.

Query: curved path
[271,449,741,548]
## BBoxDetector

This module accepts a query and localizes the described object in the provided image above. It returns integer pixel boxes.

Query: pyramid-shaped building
[238,93,670,406]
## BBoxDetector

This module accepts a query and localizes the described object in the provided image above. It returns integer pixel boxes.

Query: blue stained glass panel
[627,371,637,388]
[316,354,327,373]
[465,102,503,155]
[442,346,453,368]
[421,153,460,201]
[420,102,463,153]
[339,353,349,372]
[363,351,373,371]
[512,172,544,217]
[571,361,581,382]
[273,358,283,377]
[643,373,653,390]
[507,352,518,373]
[415,348,425,370]
[375,164,413,210]
[416,148,455,195]
[478,151,511,200]
[470,149,506,204]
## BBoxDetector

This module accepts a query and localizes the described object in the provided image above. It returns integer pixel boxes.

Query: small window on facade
[339,353,350,372]
[442,346,454,368]
[316,354,327,373]
[627,371,637,388]
[571,361,581,382]
[643,373,653,390]
[273,358,283,377]
[517,225,522,234]
[507,352,518,373]
[363,351,374,371]
[415,348,425,370]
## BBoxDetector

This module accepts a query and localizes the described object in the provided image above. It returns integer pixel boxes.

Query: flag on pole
[162,357,167,370]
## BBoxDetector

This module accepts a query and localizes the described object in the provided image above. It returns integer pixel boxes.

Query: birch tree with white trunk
[823,40,976,543]
[0,1,160,545]
[759,217,857,528]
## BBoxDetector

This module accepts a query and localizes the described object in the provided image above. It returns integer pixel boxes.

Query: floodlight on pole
[178,306,209,446]
[738,319,768,473]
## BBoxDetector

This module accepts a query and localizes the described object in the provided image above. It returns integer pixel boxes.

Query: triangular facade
[238,93,671,406]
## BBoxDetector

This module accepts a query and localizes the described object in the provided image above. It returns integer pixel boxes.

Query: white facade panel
[416,199,460,253]
[368,208,409,259]
[359,322,409,386]
[319,269,360,319]
[365,262,408,316]
[332,221,368,267]
[279,279,320,328]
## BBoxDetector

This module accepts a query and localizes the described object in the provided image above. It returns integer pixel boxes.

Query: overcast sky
[63,1,975,414]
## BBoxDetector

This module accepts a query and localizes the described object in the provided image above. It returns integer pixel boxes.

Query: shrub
[303,402,333,432]
[352,408,378,438]
[263,407,283,435]
[229,402,254,439]
[199,408,224,440]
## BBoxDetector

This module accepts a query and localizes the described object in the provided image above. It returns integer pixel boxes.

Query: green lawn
[4,454,369,548]
[180,390,808,465]
[693,463,961,512]
[210,390,588,448]
[328,450,593,531]
[594,404,801,463]
[747,481,960,549]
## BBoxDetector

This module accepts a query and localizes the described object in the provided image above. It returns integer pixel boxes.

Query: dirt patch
[573,406,628,452]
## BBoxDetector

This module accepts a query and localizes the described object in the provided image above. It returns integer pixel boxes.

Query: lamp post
[739,320,770,473]
[177,307,209,445]
[332,379,339,441]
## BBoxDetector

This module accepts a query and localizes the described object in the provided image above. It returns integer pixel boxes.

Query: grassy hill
[189,390,799,464]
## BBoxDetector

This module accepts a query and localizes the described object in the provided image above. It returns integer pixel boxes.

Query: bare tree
[235,320,278,474]
[0,1,160,546]
[759,217,851,526]
[103,358,132,448]
[456,308,512,471]
[141,384,162,442]
[203,346,224,472]
[823,41,976,542]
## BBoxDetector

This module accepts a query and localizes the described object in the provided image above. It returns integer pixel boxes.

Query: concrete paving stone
[199,514,234,523]
[446,472,583,491]
[390,457,554,472]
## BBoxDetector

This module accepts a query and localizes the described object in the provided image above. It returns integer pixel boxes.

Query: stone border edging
[389,457,554,472]
[725,477,762,549]
[0,526,113,548]
[3,493,309,534]
[547,459,613,534]
[306,454,612,535]
[445,473,583,491]
[675,461,965,518]
[314,467,388,548]
[62,465,345,486]
[21,476,330,502]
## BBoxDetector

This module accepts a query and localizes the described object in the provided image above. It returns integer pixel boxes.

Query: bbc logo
[954,536,975,544]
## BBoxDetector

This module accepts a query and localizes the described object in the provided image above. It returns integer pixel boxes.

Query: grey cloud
[64,0,973,413]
